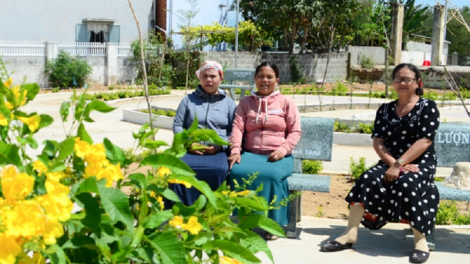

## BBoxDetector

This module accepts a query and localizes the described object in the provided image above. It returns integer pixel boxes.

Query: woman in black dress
[320,63,440,264]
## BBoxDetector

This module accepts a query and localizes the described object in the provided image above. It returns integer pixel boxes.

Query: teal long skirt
[229,152,293,226]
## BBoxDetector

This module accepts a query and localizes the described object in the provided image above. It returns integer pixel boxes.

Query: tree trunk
[300,26,309,54]
[289,19,297,54]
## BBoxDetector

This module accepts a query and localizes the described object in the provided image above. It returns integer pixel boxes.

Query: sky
[414,0,468,8]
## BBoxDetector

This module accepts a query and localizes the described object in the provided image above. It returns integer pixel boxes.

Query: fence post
[451,52,459,66]
[106,42,118,86]
[45,42,58,61]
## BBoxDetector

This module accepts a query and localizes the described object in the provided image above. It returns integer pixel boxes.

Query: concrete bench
[427,122,470,250]
[219,68,255,100]
[286,117,334,238]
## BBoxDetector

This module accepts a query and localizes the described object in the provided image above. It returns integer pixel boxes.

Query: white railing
[0,40,46,56]
[58,42,106,57]
[118,43,132,57]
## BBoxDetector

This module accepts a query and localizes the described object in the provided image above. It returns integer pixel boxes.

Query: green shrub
[335,81,348,96]
[436,201,470,225]
[355,122,374,134]
[302,160,323,174]
[334,121,352,133]
[359,54,375,69]
[166,109,176,117]
[349,157,368,181]
[289,56,304,83]
[45,50,92,89]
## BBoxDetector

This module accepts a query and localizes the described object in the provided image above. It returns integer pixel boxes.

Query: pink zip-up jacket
[230,91,301,157]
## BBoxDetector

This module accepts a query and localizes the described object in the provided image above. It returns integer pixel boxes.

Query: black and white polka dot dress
[346,97,440,235]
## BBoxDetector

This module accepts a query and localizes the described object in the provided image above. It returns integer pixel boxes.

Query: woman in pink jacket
[228,61,301,240]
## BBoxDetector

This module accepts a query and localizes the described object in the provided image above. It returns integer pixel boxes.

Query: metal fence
[0,40,46,56]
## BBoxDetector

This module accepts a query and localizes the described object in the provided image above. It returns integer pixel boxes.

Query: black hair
[392,63,423,95]
[255,61,280,78]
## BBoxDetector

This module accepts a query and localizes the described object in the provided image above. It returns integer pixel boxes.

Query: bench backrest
[223,68,255,83]
[435,122,470,167]
[293,117,335,173]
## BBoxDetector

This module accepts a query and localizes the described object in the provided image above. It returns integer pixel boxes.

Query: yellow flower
[45,171,65,182]
[0,166,35,201]
[0,113,9,126]
[74,137,90,158]
[17,252,46,264]
[33,160,48,174]
[157,166,171,177]
[0,233,22,264]
[236,190,250,196]
[157,196,164,211]
[169,215,185,229]
[220,256,244,264]
[36,193,72,222]
[168,178,192,188]
[17,115,41,132]
[98,163,124,187]
[3,77,12,88]
[85,143,106,163]
[184,216,202,235]
[43,219,64,245]
[2,200,46,238]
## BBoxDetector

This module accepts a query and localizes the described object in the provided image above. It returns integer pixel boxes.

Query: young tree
[177,0,200,91]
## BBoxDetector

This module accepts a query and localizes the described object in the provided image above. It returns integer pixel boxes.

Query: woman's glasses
[392,77,416,83]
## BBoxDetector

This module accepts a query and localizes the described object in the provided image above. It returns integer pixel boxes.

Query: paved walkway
[25,90,470,264]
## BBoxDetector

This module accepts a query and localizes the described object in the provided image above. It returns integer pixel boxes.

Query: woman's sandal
[320,240,353,252]
[409,249,430,263]
[265,232,279,241]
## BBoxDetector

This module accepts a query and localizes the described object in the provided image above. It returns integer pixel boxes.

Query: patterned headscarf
[195,60,224,79]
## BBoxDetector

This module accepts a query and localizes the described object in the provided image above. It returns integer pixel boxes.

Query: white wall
[0,0,153,43]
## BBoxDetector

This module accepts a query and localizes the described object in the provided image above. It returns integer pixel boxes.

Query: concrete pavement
[25,89,470,264]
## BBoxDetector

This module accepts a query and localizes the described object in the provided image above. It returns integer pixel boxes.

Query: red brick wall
[156,0,167,38]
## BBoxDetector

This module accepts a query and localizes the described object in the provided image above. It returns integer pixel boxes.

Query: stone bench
[286,117,334,238]
[427,122,470,250]
[219,68,255,100]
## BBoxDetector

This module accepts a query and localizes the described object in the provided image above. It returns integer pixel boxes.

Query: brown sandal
[265,232,279,241]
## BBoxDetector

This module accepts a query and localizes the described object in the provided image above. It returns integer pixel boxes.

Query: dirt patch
[301,175,470,220]
[301,175,352,219]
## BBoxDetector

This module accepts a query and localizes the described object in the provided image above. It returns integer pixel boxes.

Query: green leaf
[149,232,186,264]
[74,192,102,229]
[187,115,199,134]
[141,153,195,177]
[76,177,99,194]
[144,210,173,229]
[83,100,115,122]
[0,142,21,167]
[23,83,40,101]
[190,129,229,146]
[103,138,126,165]
[38,114,53,130]
[239,214,285,238]
[203,240,260,263]
[45,244,67,264]
[240,230,274,262]
[175,175,217,209]
[97,184,134,230]
[57,136,75,161]
[160,188,180,203]
[234,196,269,212]
[128,173,148,190]
[60,101,70,122]
[61,235,98,250]
[77,123,92,143]
[143,139,169,149]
